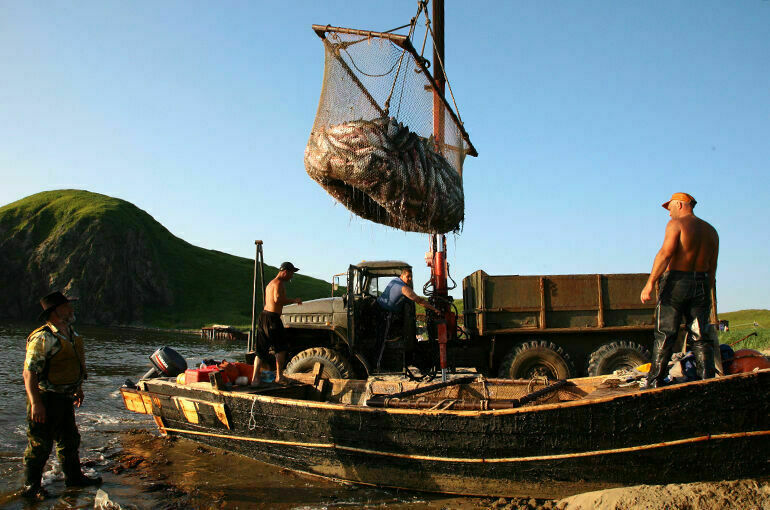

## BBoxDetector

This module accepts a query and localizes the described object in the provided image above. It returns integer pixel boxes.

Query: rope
[247,397,258,431]
[428,399,457,410]
[419,6,464,124]
[383,22,414,34]
[419,18,430,61]
[384,1,424,115]
[384,46,409,114]
[341,44,401,78]
[527,375,550,394]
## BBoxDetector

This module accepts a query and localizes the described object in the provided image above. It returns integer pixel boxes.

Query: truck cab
[279,261,417,378]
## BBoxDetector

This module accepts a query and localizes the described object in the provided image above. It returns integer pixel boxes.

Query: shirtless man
[251,262,302,385]
[640,193,719,388]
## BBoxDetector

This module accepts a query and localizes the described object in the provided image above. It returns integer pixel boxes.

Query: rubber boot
[646,342,674,389]
[21,465,48,499]
[63,455,102,488]
[692,340,716,380]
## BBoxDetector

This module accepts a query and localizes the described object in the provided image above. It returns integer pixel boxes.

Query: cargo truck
[263,260,715,380]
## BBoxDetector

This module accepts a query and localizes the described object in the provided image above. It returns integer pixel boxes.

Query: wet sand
[97,431,770,510]
[558,478,770,510]
[99,430,502,509]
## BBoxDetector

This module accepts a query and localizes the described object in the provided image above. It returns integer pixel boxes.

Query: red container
[184,365,221,384]
[726,349,770,375]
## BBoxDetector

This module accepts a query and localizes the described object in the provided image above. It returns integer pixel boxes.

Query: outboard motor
[142,347,188,380]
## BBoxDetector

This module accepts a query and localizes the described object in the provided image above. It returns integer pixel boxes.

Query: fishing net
[305,26,476,234]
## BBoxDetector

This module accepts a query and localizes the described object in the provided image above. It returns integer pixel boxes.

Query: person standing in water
[22,291,102,499]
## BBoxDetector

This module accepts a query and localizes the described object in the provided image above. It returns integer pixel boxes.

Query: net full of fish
[304,117,464,234]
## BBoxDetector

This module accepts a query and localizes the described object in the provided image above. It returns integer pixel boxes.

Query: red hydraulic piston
[427,234,451,371]
[437,321,448,369]
[433,247,447,296]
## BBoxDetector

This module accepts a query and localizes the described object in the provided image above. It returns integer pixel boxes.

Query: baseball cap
[662,192,697,209]
[279,261,299,272]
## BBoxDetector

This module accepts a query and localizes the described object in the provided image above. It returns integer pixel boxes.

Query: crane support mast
[426,0,454,381]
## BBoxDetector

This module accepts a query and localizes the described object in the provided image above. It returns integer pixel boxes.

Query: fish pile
[304,117,464,233]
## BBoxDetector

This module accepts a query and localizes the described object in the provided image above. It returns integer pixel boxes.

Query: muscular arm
[23,369,45,423]
[709,230,719,290]
[641,220,680,303]
[402,286,439,313]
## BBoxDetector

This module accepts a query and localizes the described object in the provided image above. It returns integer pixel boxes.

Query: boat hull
[121,370,770,498]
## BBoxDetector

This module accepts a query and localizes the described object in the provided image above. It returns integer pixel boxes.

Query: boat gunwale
[135,368,770,417]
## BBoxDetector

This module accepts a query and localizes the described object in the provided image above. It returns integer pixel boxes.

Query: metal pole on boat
[249,240,265,354]
[432,0,448,383]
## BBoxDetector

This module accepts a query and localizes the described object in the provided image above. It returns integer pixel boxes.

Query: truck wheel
[586,341,651,376]
[498,341,575,380]
[285,347,354,379]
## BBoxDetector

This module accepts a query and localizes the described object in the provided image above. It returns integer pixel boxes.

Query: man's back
[264,277,285,313]
[667,215,719,273]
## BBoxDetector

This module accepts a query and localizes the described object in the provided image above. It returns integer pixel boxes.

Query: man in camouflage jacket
[21,291,101,499]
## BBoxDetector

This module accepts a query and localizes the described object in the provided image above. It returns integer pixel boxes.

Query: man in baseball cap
[661,192,697,210]
[640,193,720,388]
[279,261,299,273]
[250,262,303,386]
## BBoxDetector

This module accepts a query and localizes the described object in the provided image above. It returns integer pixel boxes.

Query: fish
[304,117,464,234]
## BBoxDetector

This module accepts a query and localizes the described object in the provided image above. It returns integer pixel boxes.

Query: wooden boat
[120,368,770,499]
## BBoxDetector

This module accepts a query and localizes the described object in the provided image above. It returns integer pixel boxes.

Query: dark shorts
[255,311,288,359]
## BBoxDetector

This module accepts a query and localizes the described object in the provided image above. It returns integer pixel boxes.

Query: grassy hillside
[717,309,770,351]
[0,190,331,328]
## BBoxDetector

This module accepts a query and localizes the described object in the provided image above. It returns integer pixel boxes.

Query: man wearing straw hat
[21,291,101,499]
[640,193,720,388]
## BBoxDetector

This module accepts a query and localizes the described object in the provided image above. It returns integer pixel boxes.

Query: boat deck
[171,369,646,410]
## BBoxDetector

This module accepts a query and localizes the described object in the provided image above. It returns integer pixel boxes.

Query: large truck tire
[586,340,651,376]
[285,347,354,379]
[498,340,575,380]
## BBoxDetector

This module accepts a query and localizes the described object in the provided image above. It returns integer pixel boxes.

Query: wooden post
[312,362,324,387]
[596,274,605,328]
[250,240,264,354]
[312,362,328,401]
[539,277,547,329]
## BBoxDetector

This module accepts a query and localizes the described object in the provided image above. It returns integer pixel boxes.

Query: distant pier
[201,325,247,341]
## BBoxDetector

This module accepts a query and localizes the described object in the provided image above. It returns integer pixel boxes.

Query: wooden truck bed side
[462,270,656,337]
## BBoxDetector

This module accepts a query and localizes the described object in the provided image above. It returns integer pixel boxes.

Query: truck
[267,257,720,381]
[462,270,656,378]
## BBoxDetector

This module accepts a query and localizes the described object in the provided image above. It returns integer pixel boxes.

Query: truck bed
[462,271,655,336]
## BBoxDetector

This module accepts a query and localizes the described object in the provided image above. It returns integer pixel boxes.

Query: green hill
[0,190,330,328]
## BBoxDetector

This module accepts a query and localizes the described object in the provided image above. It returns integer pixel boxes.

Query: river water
[0,323,484,509]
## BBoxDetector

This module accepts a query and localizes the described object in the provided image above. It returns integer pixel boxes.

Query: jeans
[647,271,716,387]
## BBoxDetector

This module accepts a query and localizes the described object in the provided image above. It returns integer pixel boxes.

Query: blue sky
[1,1,768,312]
